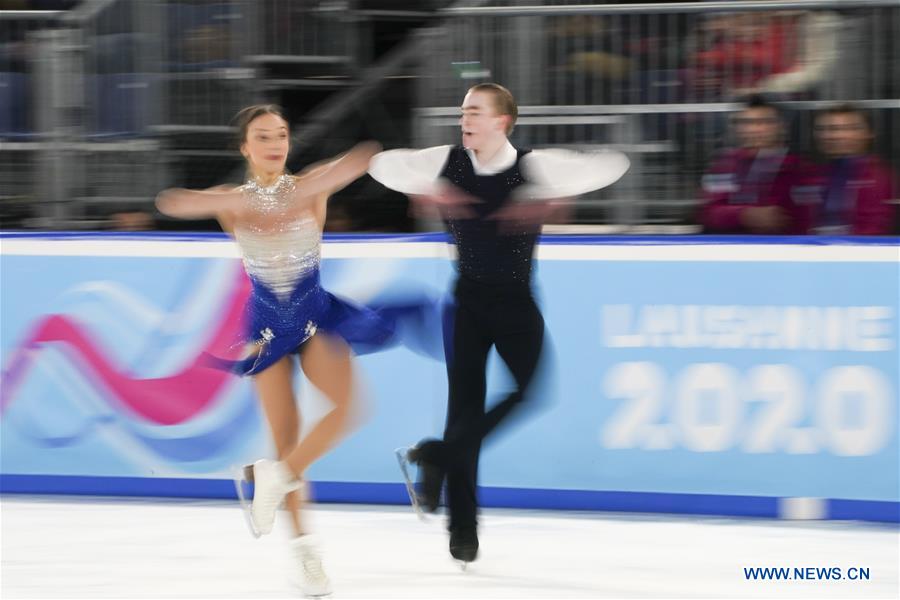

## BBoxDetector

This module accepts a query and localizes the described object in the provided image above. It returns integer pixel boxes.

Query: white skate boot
[290,534,332,597]
[234,459,300,537]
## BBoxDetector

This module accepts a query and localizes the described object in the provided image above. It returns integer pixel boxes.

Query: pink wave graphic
[1,269,251,426]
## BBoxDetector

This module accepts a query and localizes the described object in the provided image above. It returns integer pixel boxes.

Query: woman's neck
[251,170,284,187]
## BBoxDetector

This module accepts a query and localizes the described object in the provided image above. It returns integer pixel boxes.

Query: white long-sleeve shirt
[368,142,630,200]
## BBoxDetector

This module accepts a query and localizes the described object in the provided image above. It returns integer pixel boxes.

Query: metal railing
[415,0,900,225]
[2,1,898,230]
[0,9,66,140]
[1,9,71,225]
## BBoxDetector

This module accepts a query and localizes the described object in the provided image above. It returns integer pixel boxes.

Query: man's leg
[443,300,491,535]
[475,298,545,443]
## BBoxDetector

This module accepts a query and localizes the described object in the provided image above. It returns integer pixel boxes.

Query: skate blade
[394,447,427,522]
[232,464,262,539]
[294,584,332,599]
[453,557,473,572]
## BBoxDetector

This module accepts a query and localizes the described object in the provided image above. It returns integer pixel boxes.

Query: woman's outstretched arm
[292,141,382,200]
[155,185,242,220]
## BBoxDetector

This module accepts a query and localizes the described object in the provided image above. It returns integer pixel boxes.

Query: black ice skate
[395,442,444,519]
[449,527,479,569]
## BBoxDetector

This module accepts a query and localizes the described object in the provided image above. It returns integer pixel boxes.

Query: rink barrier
[1,232,898,524]
[1,475,897,523]
[2,230,899,245]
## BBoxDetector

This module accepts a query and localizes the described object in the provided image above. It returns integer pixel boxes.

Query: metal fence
[1,0,899,229]
[415,0,900,225]
[1,1,256,226]
[1,10,63,220]
[1,3,162,226]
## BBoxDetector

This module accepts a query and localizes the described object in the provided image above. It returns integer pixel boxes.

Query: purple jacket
[791,156,897,236]
[701,148,807,234]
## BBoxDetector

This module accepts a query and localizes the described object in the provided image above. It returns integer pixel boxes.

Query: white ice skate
[233,464,258,538]
[233,459,300,538]
[394,447,427,521]
[290,534,332,597]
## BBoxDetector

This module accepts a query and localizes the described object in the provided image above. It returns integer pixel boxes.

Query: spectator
[323,201,355,233]
[794,104,897,235]
[746,10,839,99]
[686,8,839,101]
[700,96,805,234]
[110,211,154,232]
[547,15,632,105]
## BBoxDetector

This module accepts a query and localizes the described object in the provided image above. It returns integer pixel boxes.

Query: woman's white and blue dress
[207,175,442,375]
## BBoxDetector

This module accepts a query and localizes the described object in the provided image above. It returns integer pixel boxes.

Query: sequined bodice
[233,175,321,301]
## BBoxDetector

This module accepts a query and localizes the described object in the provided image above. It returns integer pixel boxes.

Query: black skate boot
[395,439,445,517]
[408,440,445,513]
[449,527,479,566]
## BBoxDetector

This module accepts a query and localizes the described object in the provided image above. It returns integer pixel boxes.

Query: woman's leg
[253,352,333,596]
[253,355,304,536]
[283,333,358,476]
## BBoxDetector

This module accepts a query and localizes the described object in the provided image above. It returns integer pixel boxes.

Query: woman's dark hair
[231,104,287,149]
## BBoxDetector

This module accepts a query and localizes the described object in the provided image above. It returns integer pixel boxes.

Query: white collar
[465,140,517,175]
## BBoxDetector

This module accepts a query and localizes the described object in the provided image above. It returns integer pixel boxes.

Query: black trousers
[442,276,545,531]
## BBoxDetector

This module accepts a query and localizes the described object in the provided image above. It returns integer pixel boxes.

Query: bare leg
[283,333,358,476]
[253,350,335,596]
[253,355,304,536]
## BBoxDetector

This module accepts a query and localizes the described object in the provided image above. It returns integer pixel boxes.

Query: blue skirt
[206,269,446,376]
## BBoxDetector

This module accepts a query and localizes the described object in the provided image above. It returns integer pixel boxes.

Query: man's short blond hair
[468,83,518,135]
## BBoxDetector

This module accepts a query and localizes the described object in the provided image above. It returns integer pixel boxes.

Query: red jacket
[701,148,807,234]
[691,17,799,95]
[791,156,897,235]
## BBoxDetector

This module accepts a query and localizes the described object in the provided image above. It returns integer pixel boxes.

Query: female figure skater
[157,104,386,597]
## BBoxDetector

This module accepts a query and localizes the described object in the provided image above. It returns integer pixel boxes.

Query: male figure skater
[369,83,629,564]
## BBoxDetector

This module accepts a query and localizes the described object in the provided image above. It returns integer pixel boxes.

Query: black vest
[440,145,538,285]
